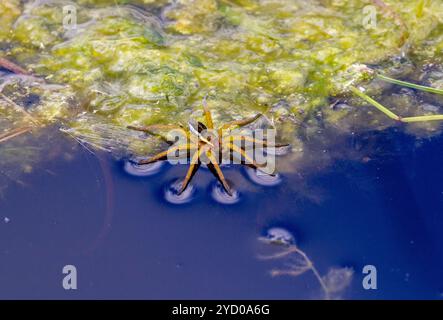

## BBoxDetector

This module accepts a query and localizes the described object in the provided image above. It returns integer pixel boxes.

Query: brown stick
[0,57,30,75]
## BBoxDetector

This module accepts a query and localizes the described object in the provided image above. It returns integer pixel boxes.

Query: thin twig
[0,126,32,143]
[0,57,30,75]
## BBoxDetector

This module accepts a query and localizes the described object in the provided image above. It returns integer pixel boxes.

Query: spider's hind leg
[229,135,289,148]
[138,144,196,165]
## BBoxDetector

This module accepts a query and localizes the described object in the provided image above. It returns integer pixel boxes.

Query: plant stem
[351,85,443,123]
[402,115,443,122]
[350,86,400,120]
[293,246,330,300]
[377,74,443,95]
[0,126,32,143]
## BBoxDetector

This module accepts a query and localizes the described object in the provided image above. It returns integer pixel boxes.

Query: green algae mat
[1,0,443,186]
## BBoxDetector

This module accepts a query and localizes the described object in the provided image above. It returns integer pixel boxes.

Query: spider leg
[177,146,206,195]
[228,142,266,169]
[202,95,214,129]
[138,143,196,165]
[219,113,262,131]
[128,125,188,145]
[206,150,233,196]
[229,135,289,148]
[129,124,182,131]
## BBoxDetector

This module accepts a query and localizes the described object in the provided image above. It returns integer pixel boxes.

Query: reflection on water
[210,181,240,205]
[164,178,196,205]
[124,159,165,177]
[245,168,282,187]
[1,127,443,299]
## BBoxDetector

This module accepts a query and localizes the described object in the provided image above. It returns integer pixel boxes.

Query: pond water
[1,0,443,300]
[1,125,442,299]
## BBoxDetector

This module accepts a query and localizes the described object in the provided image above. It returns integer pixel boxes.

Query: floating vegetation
[350,71,443,123]
[0,1,441,144]
[0,0,443,191]
[258,228,353,300]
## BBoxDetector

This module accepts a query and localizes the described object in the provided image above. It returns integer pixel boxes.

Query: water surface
[1,127,442,299]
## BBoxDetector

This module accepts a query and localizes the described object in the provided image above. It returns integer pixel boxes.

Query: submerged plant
[258,228,353,300]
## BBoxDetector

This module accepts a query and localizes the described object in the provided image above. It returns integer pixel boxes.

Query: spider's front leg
[138,143,197,165]
[227,142,267,169]
[128,124,188,145]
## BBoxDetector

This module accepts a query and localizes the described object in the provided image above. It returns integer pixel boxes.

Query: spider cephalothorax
[128,99,289,196]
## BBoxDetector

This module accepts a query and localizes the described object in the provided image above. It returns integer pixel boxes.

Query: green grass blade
[350,86,400,120]
[377,74,443,95]
[401,115,443,123]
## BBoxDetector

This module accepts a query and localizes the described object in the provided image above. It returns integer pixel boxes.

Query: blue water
[1,127,443,299]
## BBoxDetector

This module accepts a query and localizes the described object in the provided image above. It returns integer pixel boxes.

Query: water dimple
[245,167,282,186]
[265,144,292,156]
[211,181,240,205]
[164,179,195,204]
[259,227,295,246]
[124,158,164,177]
